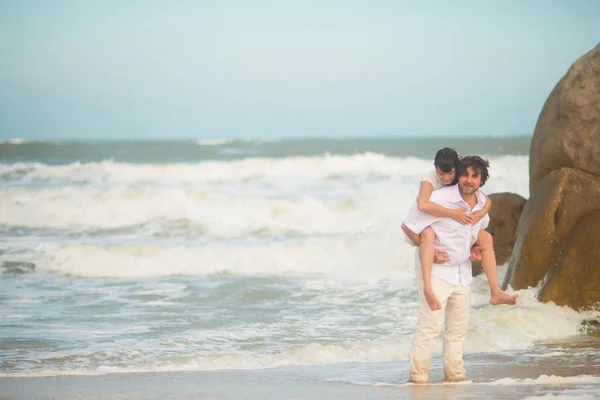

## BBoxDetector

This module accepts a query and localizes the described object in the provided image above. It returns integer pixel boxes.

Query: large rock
[529,43,600,190]
[472,192,526,276]
[503,43,600,310]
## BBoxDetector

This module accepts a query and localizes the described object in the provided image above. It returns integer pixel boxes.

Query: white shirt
[421,168,446,190]
[403,184,489,286]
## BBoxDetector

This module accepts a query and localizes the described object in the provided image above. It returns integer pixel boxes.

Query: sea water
[1,137,599,395]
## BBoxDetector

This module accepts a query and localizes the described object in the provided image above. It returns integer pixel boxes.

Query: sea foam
[32,230,412,278]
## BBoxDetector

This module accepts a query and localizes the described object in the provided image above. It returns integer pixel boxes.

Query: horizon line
[1,133,533,143]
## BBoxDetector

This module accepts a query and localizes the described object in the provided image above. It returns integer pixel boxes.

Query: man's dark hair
[457,155,490,186]
[433,148,459,173]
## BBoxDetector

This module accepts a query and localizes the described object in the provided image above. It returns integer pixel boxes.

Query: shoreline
[3,335,599,400]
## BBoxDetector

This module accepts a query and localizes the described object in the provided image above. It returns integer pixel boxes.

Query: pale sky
[1,1,599,140]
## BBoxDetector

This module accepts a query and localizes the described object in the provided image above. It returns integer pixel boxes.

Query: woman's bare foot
[490,290,519,306]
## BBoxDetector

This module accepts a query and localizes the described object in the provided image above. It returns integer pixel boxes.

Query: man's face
[458,166,482,195]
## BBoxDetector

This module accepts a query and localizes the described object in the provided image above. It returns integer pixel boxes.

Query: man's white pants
[410,271,471,383]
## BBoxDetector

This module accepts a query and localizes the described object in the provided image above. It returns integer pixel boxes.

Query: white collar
[448,184,486,210]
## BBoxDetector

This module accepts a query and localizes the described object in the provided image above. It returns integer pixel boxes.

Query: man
[401,155,491,384]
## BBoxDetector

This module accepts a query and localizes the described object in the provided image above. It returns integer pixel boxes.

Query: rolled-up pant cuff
[409,374,428,383]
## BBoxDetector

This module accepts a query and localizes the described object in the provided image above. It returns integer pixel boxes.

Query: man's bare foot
[490,290,519,306]
[409,380,427,384]
[424,290,442,311]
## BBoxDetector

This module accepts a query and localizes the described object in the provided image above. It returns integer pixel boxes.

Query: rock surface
[538,211,600,310]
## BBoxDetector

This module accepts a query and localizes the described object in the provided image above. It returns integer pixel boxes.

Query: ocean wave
[0,186,409,236]
[1,274,598,378]
[0,153,416,184]
[0,336,414,378]
[2,138,28,145]
[196,138,237,146]
[489,374,600,386]
[195,137,281,146]
[0,155,530,236]
[0,154,529,187]
[467,286,600,352]
[2,292,598,378]
[32,232,411,278]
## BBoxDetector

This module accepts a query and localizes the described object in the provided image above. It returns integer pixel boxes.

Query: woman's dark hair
[434,148,460,173]
[457,155,490,187]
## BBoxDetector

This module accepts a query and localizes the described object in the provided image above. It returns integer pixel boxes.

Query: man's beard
[459,184,477,195]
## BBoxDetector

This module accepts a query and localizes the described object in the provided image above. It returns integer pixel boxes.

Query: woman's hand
[470,210,485,225]
[451,208,473,225]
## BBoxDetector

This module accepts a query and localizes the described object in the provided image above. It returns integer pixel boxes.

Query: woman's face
[436,167,456,186]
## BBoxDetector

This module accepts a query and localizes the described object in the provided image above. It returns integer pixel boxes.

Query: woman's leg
[476,230,518,305]
[420,227,442,311]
